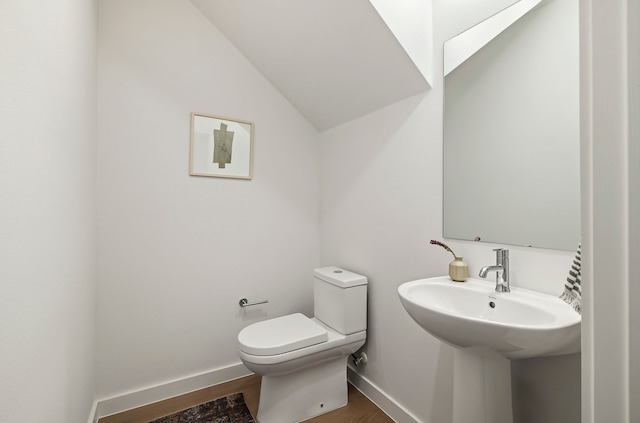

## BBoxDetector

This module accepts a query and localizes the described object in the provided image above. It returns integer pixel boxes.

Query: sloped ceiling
[444,0,544,76]
[192,0,430,131]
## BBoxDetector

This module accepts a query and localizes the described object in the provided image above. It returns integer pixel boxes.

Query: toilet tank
[313,266,367,335]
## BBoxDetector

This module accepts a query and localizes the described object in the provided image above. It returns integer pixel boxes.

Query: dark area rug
[149,392,255,423]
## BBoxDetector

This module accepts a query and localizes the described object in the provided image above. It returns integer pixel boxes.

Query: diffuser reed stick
[429,239,458,259]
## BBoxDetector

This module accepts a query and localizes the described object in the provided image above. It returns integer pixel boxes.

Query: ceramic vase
[449,256,469,282]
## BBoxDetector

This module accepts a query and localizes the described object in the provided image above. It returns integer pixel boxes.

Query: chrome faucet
[479,248,510,293]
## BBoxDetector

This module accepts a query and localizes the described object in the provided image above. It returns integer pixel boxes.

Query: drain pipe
[351,352,368,367]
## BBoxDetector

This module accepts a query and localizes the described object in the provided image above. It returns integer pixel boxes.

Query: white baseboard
[95,363,252,420]
[90,362,417,422]
[347,365,422,423]
[87,400,98,423]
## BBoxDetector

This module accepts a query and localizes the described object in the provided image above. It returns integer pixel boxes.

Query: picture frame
[189,112,254,179]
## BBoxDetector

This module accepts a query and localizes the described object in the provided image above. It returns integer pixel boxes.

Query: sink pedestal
[453,348,513,423]
[398,276,581,423]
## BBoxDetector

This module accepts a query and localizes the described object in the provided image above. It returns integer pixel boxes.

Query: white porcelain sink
[398,276,581,359]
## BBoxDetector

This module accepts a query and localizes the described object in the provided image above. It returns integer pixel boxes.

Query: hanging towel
[560,243,581,314]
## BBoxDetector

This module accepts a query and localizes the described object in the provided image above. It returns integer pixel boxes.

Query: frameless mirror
[443,0,580,251]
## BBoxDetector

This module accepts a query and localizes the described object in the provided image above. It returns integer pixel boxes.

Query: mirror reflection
[443,0,580,251]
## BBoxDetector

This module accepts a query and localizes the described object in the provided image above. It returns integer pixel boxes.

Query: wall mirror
[443,0,580,251]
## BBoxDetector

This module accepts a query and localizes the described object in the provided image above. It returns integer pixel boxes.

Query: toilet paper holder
[239,298,269,307]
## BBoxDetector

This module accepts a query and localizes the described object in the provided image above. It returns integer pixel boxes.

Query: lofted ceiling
[444,0,544,76]
[191,0,431,131]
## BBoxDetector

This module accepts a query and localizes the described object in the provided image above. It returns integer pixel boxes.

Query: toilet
[237,266,367,423]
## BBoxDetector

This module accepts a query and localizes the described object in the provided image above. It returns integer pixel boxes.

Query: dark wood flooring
[98,374,394,423]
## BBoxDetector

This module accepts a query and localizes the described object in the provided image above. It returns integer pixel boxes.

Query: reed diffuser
[430,240,469,282]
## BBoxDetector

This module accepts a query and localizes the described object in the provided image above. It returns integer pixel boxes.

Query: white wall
[320,0,579,421]
[0,1,98,422]
[511,353,581,422]
[96,0,320,399]
[320,93,455,422]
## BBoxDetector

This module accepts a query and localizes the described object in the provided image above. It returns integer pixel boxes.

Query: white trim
[87,400,98,423]
[581,0,633,421]
[92,362,406,421]
[95,363,252,419]
[347,365,421,423]
[579,0,594,420]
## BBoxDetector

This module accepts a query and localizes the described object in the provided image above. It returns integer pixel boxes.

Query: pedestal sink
[398,276,580,359]
[398,276,581,423]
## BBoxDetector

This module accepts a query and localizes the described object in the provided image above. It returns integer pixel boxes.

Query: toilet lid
[238,313,328,356]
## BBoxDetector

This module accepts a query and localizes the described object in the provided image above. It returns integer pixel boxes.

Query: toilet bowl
[237,267,367,423]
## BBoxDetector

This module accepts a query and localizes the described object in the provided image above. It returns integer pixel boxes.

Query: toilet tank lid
[313,266,367,288]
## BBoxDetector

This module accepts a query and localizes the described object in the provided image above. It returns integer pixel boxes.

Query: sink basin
[398,276,581,359]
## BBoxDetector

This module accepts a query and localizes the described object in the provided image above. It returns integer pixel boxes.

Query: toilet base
[256,356,348,423]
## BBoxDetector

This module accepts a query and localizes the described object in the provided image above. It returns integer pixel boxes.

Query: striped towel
[560,243,581,314]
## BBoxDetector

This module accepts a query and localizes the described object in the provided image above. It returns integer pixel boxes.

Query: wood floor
[98,374,394,423]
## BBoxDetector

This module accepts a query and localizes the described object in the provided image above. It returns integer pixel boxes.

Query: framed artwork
[189,112,254,179]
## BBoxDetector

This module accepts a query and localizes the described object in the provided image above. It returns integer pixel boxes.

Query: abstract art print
[190,112,254,179]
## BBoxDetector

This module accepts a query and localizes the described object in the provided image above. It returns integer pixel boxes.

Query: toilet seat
[238,317,366,368]
[238,313,328,356]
